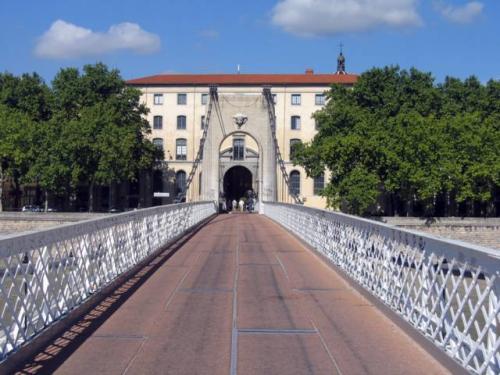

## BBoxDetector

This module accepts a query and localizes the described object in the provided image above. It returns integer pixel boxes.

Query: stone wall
[380,217,500,250]
[0,212,109,238]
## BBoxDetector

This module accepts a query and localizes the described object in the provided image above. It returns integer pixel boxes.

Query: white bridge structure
[0,88,498,374]
[0,202,498,374]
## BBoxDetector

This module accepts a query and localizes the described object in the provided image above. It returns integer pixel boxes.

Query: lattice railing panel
[263,202,499,375]
[0,202,216,361]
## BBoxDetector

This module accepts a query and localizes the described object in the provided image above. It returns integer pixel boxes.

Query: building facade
[127,70,358,209]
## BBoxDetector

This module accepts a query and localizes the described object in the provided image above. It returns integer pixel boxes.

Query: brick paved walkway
[17,214,450,374]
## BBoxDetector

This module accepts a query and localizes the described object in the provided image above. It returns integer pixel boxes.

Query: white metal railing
[0,202,216,361]
[263,202,499,375]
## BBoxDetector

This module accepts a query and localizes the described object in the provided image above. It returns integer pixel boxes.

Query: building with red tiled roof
[127,72,358,86]
[127,66,358,209]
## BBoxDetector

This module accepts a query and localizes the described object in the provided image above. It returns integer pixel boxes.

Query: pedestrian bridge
[0,202,498,374]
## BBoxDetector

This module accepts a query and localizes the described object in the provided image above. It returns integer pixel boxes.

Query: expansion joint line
[230,216,241,375]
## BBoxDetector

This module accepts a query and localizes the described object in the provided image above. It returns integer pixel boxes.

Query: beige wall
[139,85,333,208]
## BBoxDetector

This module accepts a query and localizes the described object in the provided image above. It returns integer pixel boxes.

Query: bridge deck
[18,214,450,374]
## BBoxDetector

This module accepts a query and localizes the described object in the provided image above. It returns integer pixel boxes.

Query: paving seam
[292,288,349,292]
[239,263,279,266]
[230,215,241,375]
[274,253,290,280]
[121,337,147,375]
[311,320,344,375]
[161,247,207,311]
[178,287,233,293]
[237,328,317,335]
[92,334,147,339]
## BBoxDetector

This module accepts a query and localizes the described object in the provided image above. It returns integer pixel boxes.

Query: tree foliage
[0,63,159,211]
[0,105,34,211]
[294,66,500,217]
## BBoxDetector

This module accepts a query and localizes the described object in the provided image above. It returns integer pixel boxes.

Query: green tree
[22,117,71,210]
[295,66,500,217]
[1,63,159,212]
[0,105,34,211]
[0,72,54,211]
[0,72,52,121]
[52,63,159,211]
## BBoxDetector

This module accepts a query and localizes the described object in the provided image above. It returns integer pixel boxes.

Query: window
[175,170,187,194]
[233,138,245,160]
[291,116,301,130]
[289,139,301,160]
[201,115,205,130]
[315,94,325,106]
[313,174,325,195]
[177,93,187,105]
[272,94,277,104]
[154,94,164,105]
[152,138,164,151]
[289,171,300,196]
[291,94,301,105]
[314,118,319,130]
[177,115,187,130]
[153,115,163,129]
[201,93,208,105]
[176,138,187,160]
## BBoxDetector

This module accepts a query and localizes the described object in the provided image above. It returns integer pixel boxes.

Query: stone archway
[223,166,253,202]
[200,94,277,206]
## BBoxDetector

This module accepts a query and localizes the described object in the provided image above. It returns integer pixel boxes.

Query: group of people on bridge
[221,190,257,213]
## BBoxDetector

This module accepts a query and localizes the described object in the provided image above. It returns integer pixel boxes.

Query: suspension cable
[262,87,302,204]
[185,85,218,197]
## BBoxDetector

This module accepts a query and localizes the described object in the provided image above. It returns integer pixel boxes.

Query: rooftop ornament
[336,42,346,75]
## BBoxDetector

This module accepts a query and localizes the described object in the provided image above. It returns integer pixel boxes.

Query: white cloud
[34,20,161,59]
[435,1,483,24]
[271,0,422,36]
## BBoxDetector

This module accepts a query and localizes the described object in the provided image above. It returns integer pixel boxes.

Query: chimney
[305,68,314,75]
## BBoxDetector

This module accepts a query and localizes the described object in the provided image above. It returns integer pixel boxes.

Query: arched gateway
[223,166,252,202]
[219,131,259,204]
[200,93,277,209]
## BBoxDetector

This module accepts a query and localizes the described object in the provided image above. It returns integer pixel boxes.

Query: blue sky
[0,0,498,84]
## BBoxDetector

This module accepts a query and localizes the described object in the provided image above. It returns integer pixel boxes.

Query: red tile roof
[126,73,358,86]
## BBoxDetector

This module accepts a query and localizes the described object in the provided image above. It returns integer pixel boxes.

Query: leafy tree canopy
[294,66,500,216]
[0,63,161,211]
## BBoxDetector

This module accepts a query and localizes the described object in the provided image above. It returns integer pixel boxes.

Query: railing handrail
[264,202,500,273]
[0,201,217,362]
[0,202,215,257]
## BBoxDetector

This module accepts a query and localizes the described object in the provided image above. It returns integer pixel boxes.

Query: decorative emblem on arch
[233,113,248,128]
